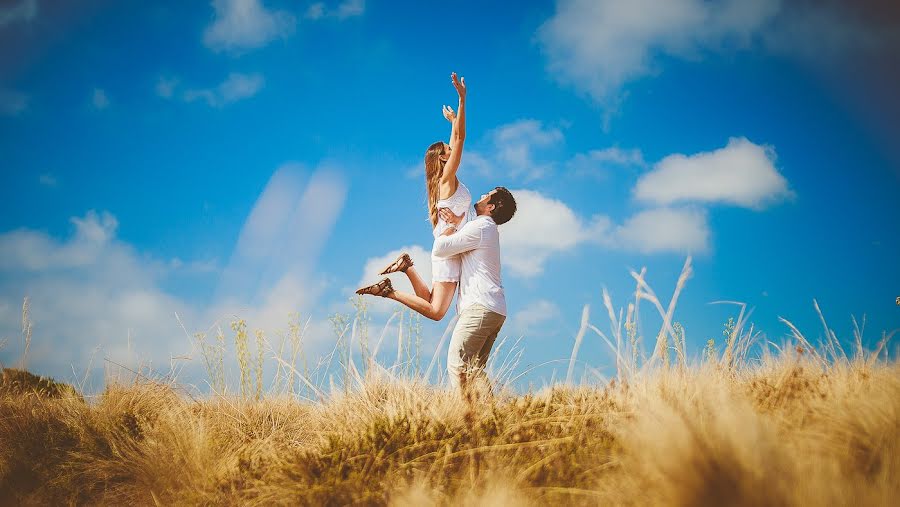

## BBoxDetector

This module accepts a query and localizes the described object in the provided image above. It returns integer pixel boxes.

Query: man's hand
[451,72,466,99]
[440,227,456,237]
[442,105,456,123]
[439,207,464,227]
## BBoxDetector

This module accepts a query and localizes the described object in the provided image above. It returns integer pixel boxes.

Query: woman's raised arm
[441,72,466,184]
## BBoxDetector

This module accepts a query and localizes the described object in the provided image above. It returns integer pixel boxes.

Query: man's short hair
[488,186,516,225]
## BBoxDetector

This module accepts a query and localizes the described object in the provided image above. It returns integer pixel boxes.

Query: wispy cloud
[491,120,564,182]
[213,164,347,321]
[92,88,109,110]
[0,0,37,28]
[475,122,646,182]
[305,3,325,20]
[633,137,793,209]
[305,0,366,20]
[461,119,564,182]
[38,173,58,187]
[183,73,265,107]
[203,0,296,54]
[566,147,646,179]
[155,77,178,99]
[511,299,562,335]
[335,0,365,19]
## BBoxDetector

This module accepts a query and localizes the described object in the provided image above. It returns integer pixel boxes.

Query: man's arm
[433,220,481,258]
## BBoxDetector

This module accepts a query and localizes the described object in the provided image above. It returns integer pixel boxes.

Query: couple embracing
[357,72,517,391]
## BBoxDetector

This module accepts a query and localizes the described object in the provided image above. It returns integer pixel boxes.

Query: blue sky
[1,0,898,392]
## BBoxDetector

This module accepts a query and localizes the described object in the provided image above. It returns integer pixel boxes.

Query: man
[434,186,517,390]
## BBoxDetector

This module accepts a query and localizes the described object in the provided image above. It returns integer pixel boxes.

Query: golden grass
[1,258,897,505]
[1,357,897,505]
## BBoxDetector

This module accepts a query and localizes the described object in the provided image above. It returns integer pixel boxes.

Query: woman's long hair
[424,141,446,227]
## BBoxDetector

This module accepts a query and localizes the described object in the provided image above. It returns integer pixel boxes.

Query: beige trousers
[447,304,506,390]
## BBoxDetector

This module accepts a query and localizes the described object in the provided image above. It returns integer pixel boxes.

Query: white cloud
[92,88,109,110]
[38,173,58,187]
[0,165,349,386]
[511,299,561,334]
[356,245,433,315]
[633,137,793,209]
[0,210,118,272]
[567,147,646,178]
[184,72,264,107]
[156,77,179,99]
[486,120,564,182]
[537,0,780,102]
[612,207,710,254]
[0,0,36,27]
[0,88,28,116]
[499,189,609,277]
[498,188,713,274]
[0,211,196,376]
[203,0,296,53]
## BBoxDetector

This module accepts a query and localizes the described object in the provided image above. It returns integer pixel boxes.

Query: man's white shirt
[432,215,506,316]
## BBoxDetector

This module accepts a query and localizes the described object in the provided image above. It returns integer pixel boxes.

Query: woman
[356,72,468,321]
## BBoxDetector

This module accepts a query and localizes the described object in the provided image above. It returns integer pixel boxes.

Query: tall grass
[1,258,897,505]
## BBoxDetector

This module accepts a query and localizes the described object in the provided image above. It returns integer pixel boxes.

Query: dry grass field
[1,261,897,505]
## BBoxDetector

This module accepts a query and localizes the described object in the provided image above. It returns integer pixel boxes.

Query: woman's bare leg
[387,281,457,321]
[404,266,433,301]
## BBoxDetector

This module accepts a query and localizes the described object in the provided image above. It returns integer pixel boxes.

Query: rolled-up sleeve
[433,221,482,258]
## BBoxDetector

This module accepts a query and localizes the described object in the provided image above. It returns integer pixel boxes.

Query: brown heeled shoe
[355,277,394,297]
[379,253,413,275]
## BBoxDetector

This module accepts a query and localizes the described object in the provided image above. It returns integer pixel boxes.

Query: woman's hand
[439,207,465,227]
[451,72,466,99]
[442,105,456,123]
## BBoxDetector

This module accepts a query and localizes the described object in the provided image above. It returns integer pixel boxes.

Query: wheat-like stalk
[21,297,32,370]
[255,329,264,401]
[231,319,250,399]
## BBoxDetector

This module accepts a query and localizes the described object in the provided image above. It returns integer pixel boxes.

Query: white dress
[431,181,473,283]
